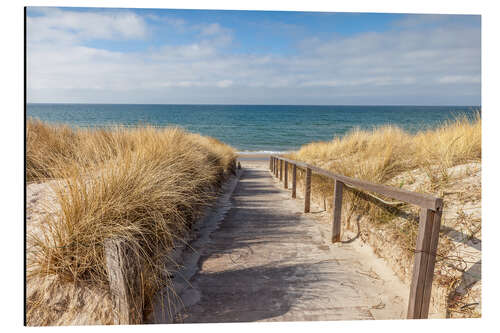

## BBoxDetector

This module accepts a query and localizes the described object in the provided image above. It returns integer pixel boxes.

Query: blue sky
[78,10,400,54]
[26,7,481,105]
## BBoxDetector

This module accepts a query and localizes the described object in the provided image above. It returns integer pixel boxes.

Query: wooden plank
[284,161,289,189]
[304,167,312,213]
[104,239,143,325]
[271,155,440,210]
[419,202,443,318]
[292,164,297,198]
[332,180,344,243]
[407,208,435,319]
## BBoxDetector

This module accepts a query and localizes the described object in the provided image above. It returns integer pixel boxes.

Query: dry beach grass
[289,113,480,184]
[26,119,236,325]
[285,113,481,317]
[25,114,481,324]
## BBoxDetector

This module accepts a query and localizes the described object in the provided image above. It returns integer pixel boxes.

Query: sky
[26,7,481,105]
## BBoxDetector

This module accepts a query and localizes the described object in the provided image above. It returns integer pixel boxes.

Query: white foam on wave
[237,150,292,155]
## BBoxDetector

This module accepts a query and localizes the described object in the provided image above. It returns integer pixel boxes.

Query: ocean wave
[236,150,291,155]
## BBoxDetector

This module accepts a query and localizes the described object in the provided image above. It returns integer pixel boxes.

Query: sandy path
[170,160,409,323]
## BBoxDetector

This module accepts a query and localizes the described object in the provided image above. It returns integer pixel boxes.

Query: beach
[26,115,481,325]
[237,152,270,165]
[22,5,483,327]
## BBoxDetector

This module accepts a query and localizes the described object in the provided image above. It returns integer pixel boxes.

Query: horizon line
[26,102,482,107]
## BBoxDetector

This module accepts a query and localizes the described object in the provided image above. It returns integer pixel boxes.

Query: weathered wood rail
[269,155,443,320]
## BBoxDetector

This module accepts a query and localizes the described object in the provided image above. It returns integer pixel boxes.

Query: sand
[27,156,479,323]
[154,161,410,323]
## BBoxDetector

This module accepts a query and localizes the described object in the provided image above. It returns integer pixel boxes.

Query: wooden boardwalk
[169,163,408,323]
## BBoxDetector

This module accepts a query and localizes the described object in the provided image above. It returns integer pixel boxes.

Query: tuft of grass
[26,119,236,325]
[286,112,480,236]
[285,113,481,317]
[288,112,480,185]
[287,112,481,245]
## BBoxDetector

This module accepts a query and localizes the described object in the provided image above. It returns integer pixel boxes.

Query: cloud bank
[27,8,481,105]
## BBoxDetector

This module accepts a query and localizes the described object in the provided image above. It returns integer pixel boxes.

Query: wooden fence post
[332,180,344,243]
[304,168,312,213]
[279,159,283,181]
[265,155,444,319]
[269,156,272,171]
[407,202,442,319]
[284,161,288,188]
[420,203,443,318]
[104,239,143,325]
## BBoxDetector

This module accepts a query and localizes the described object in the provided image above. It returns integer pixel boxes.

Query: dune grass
[286,113,480,242]
[288,113,481,185]
[26,119,236,325]
[285,113,481,317]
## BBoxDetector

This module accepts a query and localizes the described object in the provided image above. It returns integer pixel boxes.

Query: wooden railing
[269,155,443,320]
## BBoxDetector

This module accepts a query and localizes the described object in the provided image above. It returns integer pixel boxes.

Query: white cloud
[26,9,481,105]
[200,23,224,36]
[437,75,481,84]
[216,80,234,88]
[27,7,147,44]
[156,43,217,59]
[197,22,233,47]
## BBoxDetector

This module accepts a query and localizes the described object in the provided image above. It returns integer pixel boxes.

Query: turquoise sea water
[27,104,479,152]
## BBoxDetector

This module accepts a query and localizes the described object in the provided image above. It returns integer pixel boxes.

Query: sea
[27,104,480,153]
